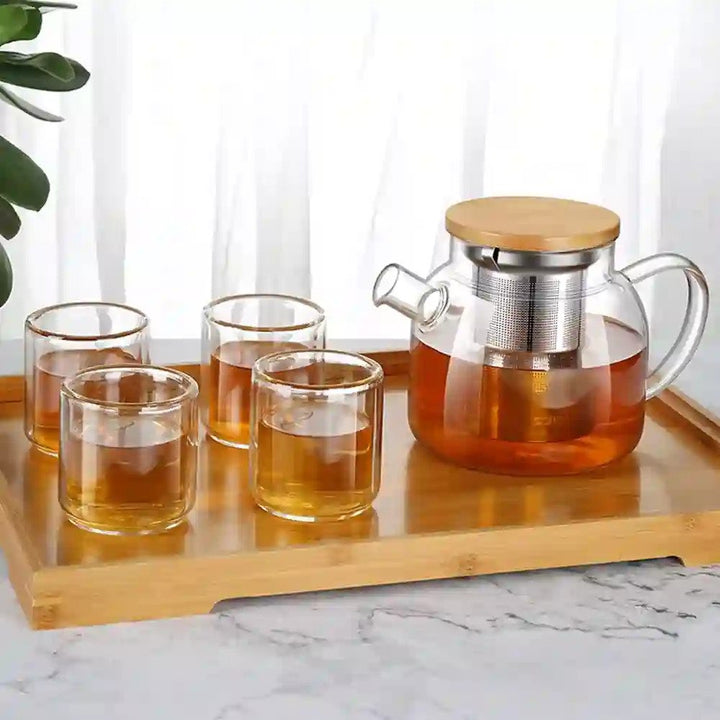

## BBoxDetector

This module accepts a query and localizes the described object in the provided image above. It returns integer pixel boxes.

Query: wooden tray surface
[1,348,720,629]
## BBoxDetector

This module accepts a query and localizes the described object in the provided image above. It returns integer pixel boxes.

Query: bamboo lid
[445,197,620,252]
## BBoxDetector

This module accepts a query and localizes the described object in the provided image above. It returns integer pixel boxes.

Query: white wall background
[0,0,716,407]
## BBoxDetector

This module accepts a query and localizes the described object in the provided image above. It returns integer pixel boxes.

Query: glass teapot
[373,197,709,475]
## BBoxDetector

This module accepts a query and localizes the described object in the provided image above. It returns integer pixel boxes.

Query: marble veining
[2,552,720,719]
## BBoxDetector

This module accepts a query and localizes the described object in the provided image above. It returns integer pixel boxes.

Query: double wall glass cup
[201,294,325,448]
[250,349,383,522]
[59,365,198,535]
[25,302,149,455]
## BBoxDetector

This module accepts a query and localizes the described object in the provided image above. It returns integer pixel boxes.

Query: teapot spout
[372,263,448,328]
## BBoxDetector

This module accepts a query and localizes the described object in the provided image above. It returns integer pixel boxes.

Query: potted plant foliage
[0,0,89,307]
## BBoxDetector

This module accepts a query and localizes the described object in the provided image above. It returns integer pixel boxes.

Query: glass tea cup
[201,294,325,448]
[25,302,149,455]
[250,349,384,522]
[59,365,198,535]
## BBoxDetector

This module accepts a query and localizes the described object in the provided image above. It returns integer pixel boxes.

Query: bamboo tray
[2,347,720,630]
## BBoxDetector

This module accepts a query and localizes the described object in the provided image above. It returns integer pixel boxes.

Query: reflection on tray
[22,448,63,559]
[404,442,641,534]
[248,506,378,549]
[57,518,190,566]
[197,437,254,511]
[195,437,380,551]
[19,447,193,566]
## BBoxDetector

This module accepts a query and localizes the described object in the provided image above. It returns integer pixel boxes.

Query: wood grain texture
[445,196,620,251]
[0,374,23,404]
[1,348,720,629]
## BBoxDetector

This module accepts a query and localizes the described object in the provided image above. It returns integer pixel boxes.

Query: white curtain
[0,0,716,405]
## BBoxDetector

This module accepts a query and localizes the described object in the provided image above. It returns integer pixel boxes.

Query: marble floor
[2,551,719,719]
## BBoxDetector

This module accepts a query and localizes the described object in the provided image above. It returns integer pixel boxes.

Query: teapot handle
[621,253,709,399]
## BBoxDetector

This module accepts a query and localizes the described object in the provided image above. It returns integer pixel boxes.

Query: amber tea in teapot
[410,317,646,474]
[374,197,708,475]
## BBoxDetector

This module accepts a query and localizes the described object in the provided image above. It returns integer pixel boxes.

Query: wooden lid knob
[445,197,620,252]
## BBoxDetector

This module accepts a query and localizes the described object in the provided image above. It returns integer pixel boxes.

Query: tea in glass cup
[250,349,383,522]
[201,294,325,448]
[25,302,149,455]
[59,365,198,535]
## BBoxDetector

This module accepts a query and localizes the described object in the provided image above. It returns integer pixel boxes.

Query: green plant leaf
[0,196,19,239]
[0,6,28,44]
[18,52,71,80]
[0,2,76,8]
[0,82,62,120]
[0,242,12,306]
[0,6,41,44]
[0,51,88,90]
[12,7,40,40]
[0,135,49,210]
[0,241,12,307]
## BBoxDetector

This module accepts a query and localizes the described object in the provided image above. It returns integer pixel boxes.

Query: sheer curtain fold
[655,1,720,408]
[213,3,311,301]
[0,0,714,385]
[600,0,682,318]
[91,0,130,303]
